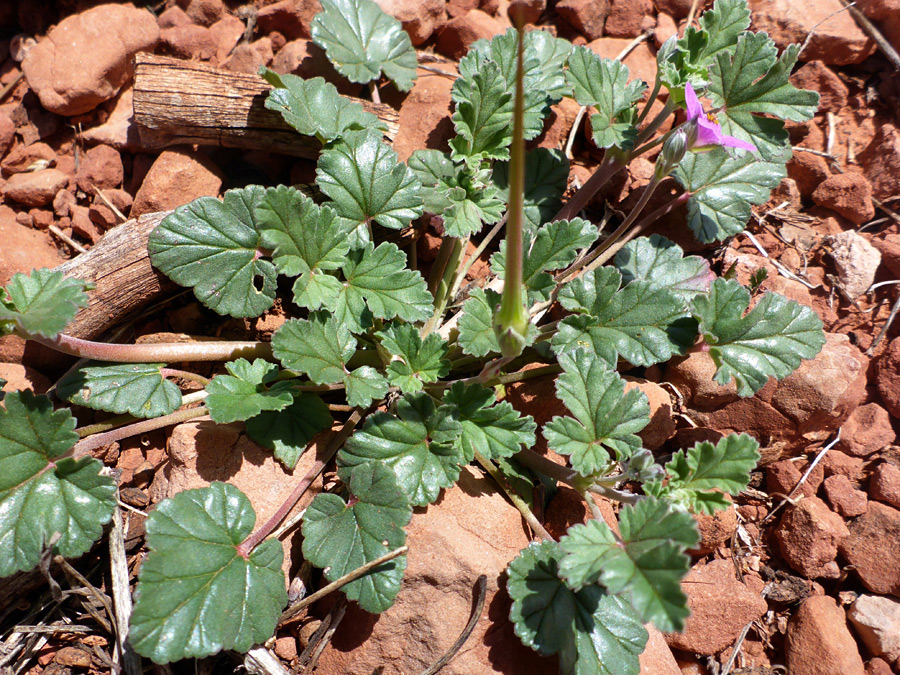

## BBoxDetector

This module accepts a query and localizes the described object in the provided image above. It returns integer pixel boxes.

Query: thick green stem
[423,237,466,336]
[31,333,272,363]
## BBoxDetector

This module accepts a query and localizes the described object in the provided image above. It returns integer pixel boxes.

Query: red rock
[0,362,51,394]
[436,9,506,60]
[790,61,849,113]
[639,626,681,675]
[849,594,900,663]
[89,203,117,229]
[223,38,274,74]
[21,4,159,116]
[785,595,866,675]
[604,0,654,38]
[664,559,767,655]
[2,168,69,207]
[534,96,582,151]
[181,0,225,27]
[29,208,52,230]
[768,459,818,499]
[0,113,13,158]
[269,39,347,91]
[81,87,140,151]
[858,123,900,201]
[587,38,657,87]
[624,377,675,450]
[821,450,864,483]
[653,11,677,47]
[839,403,896,457]
[1,142,56,175]
[866,658,894,675]
[824,474,868,517]
[71,204,101,243]
[132,148,224,216]
[839,501,900,597]
[157,5,192,29]
[160,24,217,60]
[690,498,737,555]
[787,148,831,197]
[666,351,740,408]
[52,189,74,217]
[393,64,456,163]
[870,463,900,509]
[854,0,900,19]
[873,233,900,278]
[312,467,552,675]
[256,0,322,40]
[97,188,133,216]
[812,174,875,226]
[775,496,849,578]
[53,646,91,668]
[208,14,246,65]
[652,0,692,19]
[75,144,123,194]
[0,205,64,284]
[748,0,875,65]
[556,0,610,40]
[273,635,298,661]
[877,338,900,419]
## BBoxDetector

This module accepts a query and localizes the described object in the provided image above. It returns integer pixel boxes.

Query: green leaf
[57,362,182,419]
[256,185,352,310]
[272,314,389,408]
[558,498,699,632]
[338,393,463,506]
[129,483,287,663]
[317,129,423,231]
[565,46,647,150]
[0,269,89,339]
[508,540,647,675]
[205,359,294,424]
[614,235,712,301]
[0,391,115,578]
[554,267,697,366]
[334,242,434,333]
[148,186,277,318]
[709,34,819,161]
[443,381,536,461]
[492,217,598,303]
[544,350,649,475]
[449,59,514,164]
[674,146,786,243]
[493,149,570,231]
[527,30,574,102]
[377,323,449,394]
[691,278,826,396]
[302,462,410,613]
[246,394,332,470]
[457,287,537,358]
[260,70,384,141]
[408,150,504,238]
[310,0,417,91]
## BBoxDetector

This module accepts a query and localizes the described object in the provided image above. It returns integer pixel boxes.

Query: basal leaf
[311,0,417,91]
[338,393,463,506]
[0,391,115,578]
[0,269,89,339]
[508,540,647,675]
[57,362,182,419]
[674,146,786,243]
[302,462,410,613]
[565,46,646,150]
[449,59,514,164]
[148,186,277,318]
[457,287,537,358]
[544,350,649,475]
[377,322,449,394]
[493,148,570,231]
[317,129,423,231]
[256,186,352,310]
[260,71,384,141]
[691,278,826,396]
[205,359,294,424]
[245,394,333,470]
[129,483,287,663]
[614,235,711,301]
[443,381,536,461]
[559,498,699,632]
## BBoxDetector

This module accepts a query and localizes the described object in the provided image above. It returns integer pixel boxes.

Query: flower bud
[656,128,688,178]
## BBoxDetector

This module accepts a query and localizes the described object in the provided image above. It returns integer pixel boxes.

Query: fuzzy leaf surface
[0,269,89,339]
[377,323,449,394]
[674,146,786,243]
[457,287,537,358]
[261,71,383,141]
[614,235,711,301]
[57,362,181,419]
[257,186,352,309]
[311,0,417,90]
[493,148,570,231]
[246,394,333,469]
[302,462,409,613]
[317,129,423,231]
[691,278,826,396]
[544,350,649,475]
[338,393,463,506]
[205,359,294,424]
[669,0,750,85]
[508,540,647,675]
[0,391,115,578]
[443,381,536,461]
[558,498,699,632]
[148,187,276,317]
[449,59,513,163]
[129,483,287,663]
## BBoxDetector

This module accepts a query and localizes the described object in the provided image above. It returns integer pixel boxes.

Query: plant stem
[432,362,560,390]
[424,237,466,336]
[237,408,366,556]
[514,447,582,486]
[31,333,272,363]
[159,368,210,386]
[71,405,210,458]
[634,97,676,146]
[474,450,553,541]
[635,75,662,127]
[447,214,507,305]
[74,391,209,438]
[552,154,624,223]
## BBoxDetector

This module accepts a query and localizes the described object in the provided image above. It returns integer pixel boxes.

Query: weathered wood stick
[132,53,400,157]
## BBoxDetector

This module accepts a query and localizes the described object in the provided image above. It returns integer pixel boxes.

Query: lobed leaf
[245,394,333,470]
[0,269,90,339]
[129,483,287,663]
[457,287,537,358]
[377,322,450,394]
[493,149,571,232]
[57,362,182,419]
[449,59,514,164]
[614,235,712,301]
[205,359,294,423]
[443,381,536,461]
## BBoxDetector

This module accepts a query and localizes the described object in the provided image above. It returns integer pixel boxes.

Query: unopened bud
[656,129,688,178]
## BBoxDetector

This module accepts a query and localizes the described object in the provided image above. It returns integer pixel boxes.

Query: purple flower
[684,82,756,152]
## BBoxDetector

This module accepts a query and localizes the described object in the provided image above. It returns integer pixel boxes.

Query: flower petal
[694,117,724,147]
[719,133,758,152]
[684,82,703,121]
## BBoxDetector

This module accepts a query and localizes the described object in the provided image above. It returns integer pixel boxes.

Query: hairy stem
[31,333,272,363]
[159,368,210,386]
[424,237,466,336]
[447,214,507,305]
[74,391,209,438]
[474,450,553,541]
[552,154,624,223]
[71,405,210,458]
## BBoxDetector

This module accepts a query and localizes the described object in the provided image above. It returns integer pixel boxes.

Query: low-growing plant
[0,0,826,671]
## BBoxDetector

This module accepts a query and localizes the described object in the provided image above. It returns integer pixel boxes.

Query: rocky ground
[1,0,900,673]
